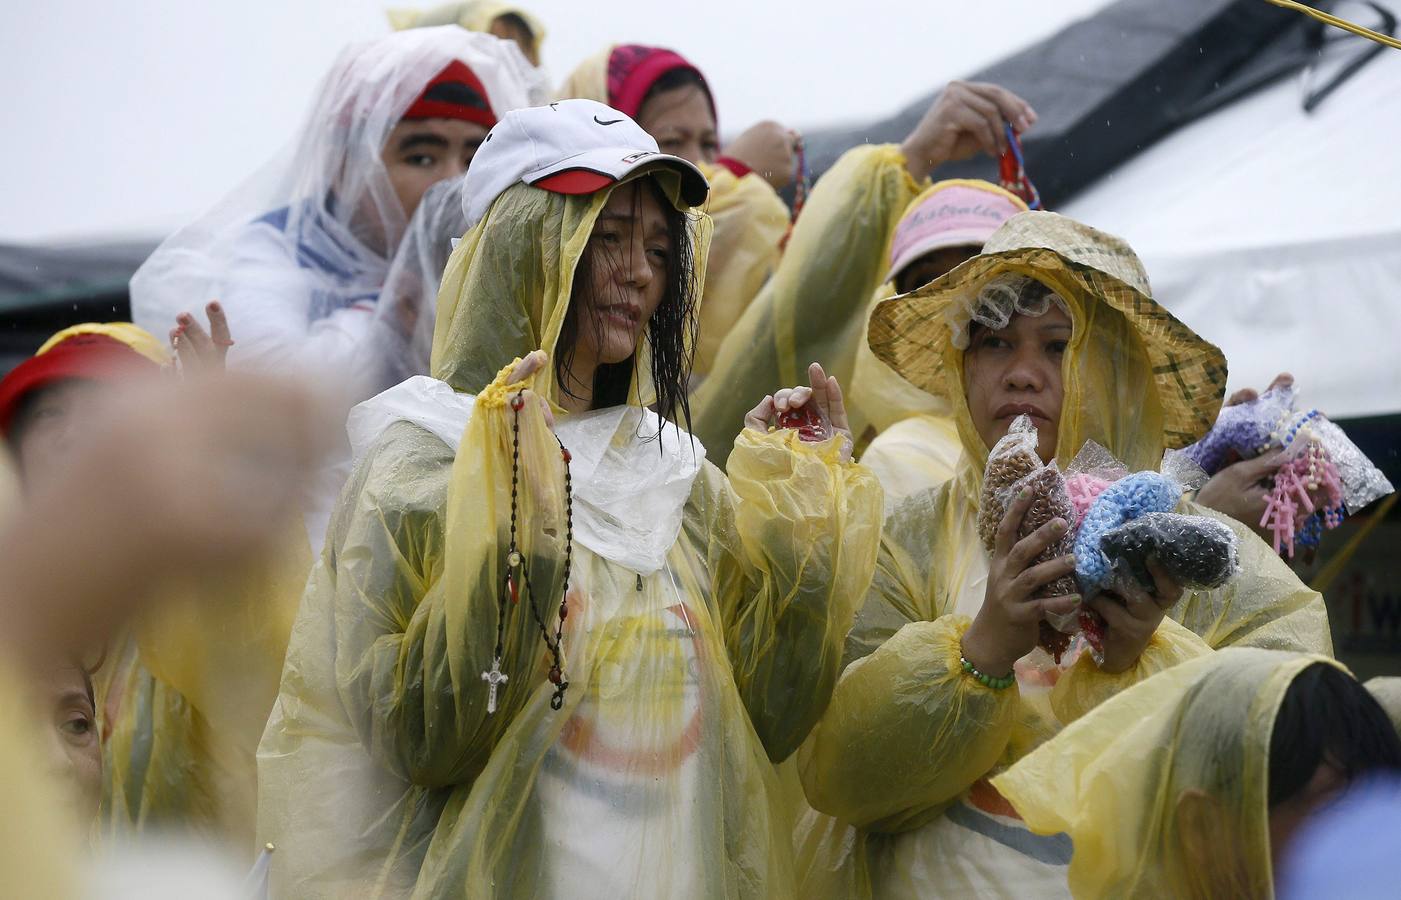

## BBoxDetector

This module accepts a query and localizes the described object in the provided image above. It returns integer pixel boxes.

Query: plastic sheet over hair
[949,273,1070,350]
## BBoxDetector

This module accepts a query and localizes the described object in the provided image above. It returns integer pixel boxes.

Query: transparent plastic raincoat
[993,648,1339,899]
[690,145,923,468]
[796,212,1333,899]
[557,46,790,379]
[130,27,543,405]
[257,169,882,898]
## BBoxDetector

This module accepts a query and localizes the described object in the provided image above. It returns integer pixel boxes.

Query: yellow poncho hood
[994,648,1342,899]
[431,171,711,407]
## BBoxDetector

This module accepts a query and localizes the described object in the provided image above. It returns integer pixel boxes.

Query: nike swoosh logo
[594,115,623,126]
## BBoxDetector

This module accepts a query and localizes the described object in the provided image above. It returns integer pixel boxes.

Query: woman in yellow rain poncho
[994,649,1401,898]
[257,99,882,899]
[796,211,1333,899]
[688,81,1037,468]
[558,44,793,380]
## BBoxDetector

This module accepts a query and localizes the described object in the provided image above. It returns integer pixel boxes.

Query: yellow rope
[1311,493,1398,594]
[1263,0,1401,50]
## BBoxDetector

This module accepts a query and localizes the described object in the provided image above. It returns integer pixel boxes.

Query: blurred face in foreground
[10,381,104,487]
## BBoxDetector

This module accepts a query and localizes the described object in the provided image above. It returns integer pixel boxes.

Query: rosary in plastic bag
[980,416,1240,666]
[1182,382,1394,557]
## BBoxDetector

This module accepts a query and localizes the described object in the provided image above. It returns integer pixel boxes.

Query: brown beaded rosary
[482,389,573,715]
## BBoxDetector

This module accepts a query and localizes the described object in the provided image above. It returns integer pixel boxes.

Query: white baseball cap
[462,98,709,228]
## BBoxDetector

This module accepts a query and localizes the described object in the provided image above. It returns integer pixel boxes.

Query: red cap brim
[532,169,618,196]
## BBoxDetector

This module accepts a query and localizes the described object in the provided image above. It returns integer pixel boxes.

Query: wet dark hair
[554,177,698,434]
[642,66,713,112]
[1268,663,1401,807]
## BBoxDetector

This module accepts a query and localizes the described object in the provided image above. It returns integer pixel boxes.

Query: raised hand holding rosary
[483,388,574,714]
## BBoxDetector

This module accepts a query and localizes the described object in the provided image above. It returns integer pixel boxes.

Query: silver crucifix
[481,657,509,714]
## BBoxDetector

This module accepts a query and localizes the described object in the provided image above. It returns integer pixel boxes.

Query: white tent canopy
[1062,44,1401,419]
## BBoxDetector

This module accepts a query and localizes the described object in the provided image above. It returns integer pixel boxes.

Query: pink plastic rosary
[1260,441,1344,557]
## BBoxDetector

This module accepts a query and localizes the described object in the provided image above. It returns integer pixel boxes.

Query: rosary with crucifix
[482,389,574,715]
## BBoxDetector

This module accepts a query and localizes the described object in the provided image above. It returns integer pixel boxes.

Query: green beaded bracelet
[960,655,1016,690]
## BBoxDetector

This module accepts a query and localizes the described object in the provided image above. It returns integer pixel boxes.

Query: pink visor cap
[887,180,1028,283]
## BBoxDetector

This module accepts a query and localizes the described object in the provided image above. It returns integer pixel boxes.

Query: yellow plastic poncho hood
[259,172,882,898]
[431,168,708,403]
[993,648,1341,899]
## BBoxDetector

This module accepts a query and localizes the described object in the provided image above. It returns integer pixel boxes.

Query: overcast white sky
[0,0,1109,244]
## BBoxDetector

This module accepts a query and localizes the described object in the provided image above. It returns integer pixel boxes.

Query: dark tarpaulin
[0,241,152,374]
[799,0,1340,207]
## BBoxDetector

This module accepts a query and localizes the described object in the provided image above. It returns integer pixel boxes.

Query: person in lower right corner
[1276,774,1401,900]
[993,649,1401,899]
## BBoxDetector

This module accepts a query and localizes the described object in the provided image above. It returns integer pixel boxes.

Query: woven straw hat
[868,211,1228,448]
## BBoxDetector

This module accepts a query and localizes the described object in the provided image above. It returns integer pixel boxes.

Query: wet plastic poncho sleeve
[798,484,1019,832]
[328,369,564,789]
[698,426,883,761]
[690,145,924,467]
[691,162,789,379]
